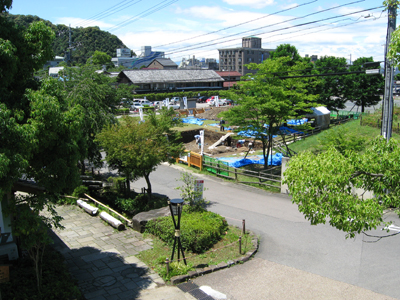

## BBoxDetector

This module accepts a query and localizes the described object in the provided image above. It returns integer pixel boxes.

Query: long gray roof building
[118,69,224,92]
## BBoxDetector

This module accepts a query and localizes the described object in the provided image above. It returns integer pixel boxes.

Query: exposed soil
[182,106,263,157]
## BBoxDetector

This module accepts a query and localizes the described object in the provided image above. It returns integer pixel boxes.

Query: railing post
[166,258,169,277]
[239,236,242,255]
[235,168,238,182]
[242,219,246,235]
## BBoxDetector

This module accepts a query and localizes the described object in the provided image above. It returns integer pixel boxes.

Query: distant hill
[6,14,127,64]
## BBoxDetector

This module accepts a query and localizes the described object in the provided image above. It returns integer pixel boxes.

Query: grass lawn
[138,226,255,281]
[288,118,400,154]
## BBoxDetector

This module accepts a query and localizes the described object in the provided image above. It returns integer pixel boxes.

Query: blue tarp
[217,153,283,168]
[287,118,308,125]
[181,117,207,126]
[208,123,232,131]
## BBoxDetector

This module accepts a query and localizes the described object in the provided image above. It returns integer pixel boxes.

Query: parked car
[196,96,208,103]
[210,98,227,106]
[130,102,144,110]
[170,97,181,104]
[135,99,153,106]
[223,99,234,105]
[206,96,218,103]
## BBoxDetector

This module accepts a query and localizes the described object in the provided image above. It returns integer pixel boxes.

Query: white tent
[306,107,331,129]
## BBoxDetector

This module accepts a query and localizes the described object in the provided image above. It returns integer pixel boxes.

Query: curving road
[132,163,400,299]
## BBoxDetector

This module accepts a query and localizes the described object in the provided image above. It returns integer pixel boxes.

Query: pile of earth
[196,106,231,121]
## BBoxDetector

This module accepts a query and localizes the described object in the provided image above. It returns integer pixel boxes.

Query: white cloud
[222,0,275,9]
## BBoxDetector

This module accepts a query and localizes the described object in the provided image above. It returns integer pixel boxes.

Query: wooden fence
[176,151,203,170]
[202,155,281,189]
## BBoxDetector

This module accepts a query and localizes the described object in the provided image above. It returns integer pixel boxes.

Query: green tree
[89,50,111,66]
[270,43,302,63]
[312,56,350,113]
[283,136,400,238]
[221,57,319,168]
[347,57,384,113]
[96,108,184,198]
[0,2,85,293]
[61,65,120,173]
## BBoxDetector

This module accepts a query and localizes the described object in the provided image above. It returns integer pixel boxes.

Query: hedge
[145,208,227,253]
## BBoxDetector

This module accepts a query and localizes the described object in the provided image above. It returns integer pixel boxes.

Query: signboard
[183,97,187,109]
[200,130,204,155]
[194,179,204,203]
[0,265,9,283]
[366,69,380,75]
[139,108,144,121]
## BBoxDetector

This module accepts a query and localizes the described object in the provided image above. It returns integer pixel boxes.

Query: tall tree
[284,136,400,238]
[89,50,112,66]
[96,108,184,197]
[312,56,350,113]
[347,57,384,113]
[270,43,302,64]
[61,65,120,173]
[221,57,319,168]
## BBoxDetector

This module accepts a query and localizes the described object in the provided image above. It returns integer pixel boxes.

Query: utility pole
[381,4,397,141]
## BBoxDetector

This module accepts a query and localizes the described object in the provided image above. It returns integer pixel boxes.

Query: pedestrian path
[48,204,193,300]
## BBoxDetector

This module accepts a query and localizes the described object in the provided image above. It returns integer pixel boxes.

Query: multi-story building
[178,56,219,70]
[218,37,274,75]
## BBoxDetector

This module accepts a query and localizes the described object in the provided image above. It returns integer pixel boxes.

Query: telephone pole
[381,4,397,141]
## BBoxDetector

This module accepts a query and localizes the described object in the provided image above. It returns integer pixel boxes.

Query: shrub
[0,246,84,300]
[72,185,88,198]
[146,208,228,253]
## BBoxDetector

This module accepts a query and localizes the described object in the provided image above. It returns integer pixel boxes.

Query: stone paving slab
[48,204,167,300]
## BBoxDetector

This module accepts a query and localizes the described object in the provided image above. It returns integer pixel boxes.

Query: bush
[72,185,88,198]
[0,246,84,300]
[145,208,228,253]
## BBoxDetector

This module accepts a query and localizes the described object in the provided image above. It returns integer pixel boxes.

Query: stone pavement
[49,204,195,300]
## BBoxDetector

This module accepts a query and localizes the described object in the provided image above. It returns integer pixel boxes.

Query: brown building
[215,71,242,88]
[218,36,274,75]
[146,58,178,70]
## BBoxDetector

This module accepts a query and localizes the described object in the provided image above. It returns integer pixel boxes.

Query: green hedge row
[145,208,228,253]
[138,91,223,101]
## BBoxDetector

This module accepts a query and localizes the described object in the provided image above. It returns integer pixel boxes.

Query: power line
[108,0,178,32]
[75,0,143,28]
[164,5,383,56]
[163,0,365,54]
[153,0,318,49]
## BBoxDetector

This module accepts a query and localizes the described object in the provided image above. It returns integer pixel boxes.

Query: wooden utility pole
[381,4,397,141]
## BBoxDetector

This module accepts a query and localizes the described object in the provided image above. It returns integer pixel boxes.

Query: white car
[130,102,144,110]
[170,97,181,104]
[210,98,227,106]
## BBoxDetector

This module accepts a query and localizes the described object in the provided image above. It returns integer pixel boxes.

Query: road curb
[171,230,259,285]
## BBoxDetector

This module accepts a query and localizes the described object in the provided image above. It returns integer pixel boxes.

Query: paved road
[132,163,400,299]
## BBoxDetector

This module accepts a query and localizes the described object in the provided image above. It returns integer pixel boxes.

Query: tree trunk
[80,159,86,175]
[125,173,131,197]
[144,173,152,198]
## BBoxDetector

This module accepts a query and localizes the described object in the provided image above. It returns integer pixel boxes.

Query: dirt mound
[196,106,231,120]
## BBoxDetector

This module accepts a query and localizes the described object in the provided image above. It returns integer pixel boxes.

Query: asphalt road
[132,163,400,299]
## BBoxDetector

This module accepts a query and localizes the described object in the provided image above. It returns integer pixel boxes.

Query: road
[132,163,400,299]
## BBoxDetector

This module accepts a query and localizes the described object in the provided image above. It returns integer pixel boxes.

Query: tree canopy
[96,108,184,197]
[312,56,350,113]
[348,57,384,113]
[284,136,400,238]
[221,56,319,167]
[5,14,126,64]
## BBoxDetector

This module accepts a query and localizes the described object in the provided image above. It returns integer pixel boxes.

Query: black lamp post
[168,198,187,265]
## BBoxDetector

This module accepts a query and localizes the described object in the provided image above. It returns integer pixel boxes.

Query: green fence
[330,111,363,120]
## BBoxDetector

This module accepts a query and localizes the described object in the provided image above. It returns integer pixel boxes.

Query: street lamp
[168,198,187,265]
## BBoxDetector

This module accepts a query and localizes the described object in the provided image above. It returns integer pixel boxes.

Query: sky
[8,0,389,65]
